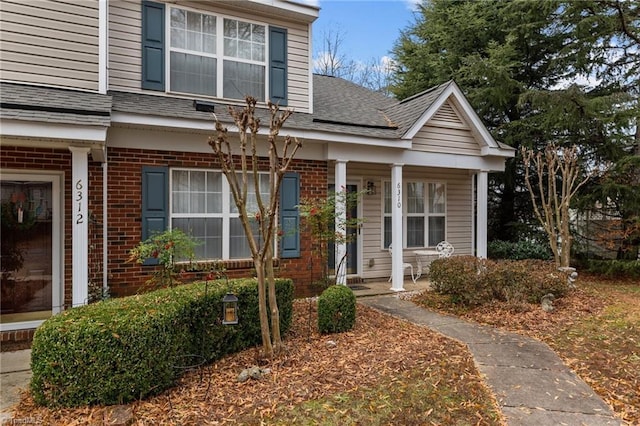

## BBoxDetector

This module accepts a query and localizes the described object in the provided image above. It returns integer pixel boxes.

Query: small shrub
[488,239,552,260]
[317,285,356,334]
[30,278,293,407]
[127,228,199,287]
[429,257,569,306]
[428,256,488,305]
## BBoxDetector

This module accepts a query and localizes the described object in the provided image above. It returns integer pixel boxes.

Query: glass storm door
[1,175,59,328]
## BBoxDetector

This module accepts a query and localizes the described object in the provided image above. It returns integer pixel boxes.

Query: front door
[1,173,61,330]
[328,184,358,275]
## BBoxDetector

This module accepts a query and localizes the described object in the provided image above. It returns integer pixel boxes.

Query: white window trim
[165,5,268,101]
[381,180,447,249]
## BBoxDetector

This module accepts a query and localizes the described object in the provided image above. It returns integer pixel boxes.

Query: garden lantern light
[222,293,238,325]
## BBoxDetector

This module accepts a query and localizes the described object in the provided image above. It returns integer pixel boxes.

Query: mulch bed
[11,299,501,425]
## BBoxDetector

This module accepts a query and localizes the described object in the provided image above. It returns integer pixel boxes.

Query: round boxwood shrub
[317,285,356,334]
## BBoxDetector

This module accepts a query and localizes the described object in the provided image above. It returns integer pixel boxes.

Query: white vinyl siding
[413,101,482,156]
[108,0,312,113]
[0,0,99,91]
[347,165,473,280]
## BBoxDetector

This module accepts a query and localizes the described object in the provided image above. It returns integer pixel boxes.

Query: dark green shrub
[586,259,640,278]
[317,285,356,334]
[488,239,552,260]
[30,278,293,407]
[429,257,568,306]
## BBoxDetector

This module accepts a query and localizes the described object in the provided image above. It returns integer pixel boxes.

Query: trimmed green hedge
[30,278,293,407]
[586,259,640,278]
[317,285,356,334]
[488,239,552,260]
[429,256,569,306]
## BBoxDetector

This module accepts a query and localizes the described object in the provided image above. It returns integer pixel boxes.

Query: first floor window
[383,181,446,248]
[170,168,268,260]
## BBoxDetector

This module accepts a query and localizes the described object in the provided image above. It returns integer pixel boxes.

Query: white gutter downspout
[99,0,108,295]
[103,159,108,296]
[98,0,108,94]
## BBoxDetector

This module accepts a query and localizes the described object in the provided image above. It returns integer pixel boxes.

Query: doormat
[348,285,370,291]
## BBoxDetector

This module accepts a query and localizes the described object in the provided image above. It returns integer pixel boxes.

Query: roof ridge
[398,80,453,105]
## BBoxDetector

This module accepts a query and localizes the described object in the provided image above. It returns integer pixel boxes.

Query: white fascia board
[403,82,502,151]
[327,144,508,172]
[403,85,453,139]
[111,112,217,132]
[269,0,319,18]
[481,145,516,157]
[294,129,411,148]
[111,111,411,148]
[0,119,108,142]
[448,84,501,149]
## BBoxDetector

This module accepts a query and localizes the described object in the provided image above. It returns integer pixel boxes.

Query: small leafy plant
[128,228,199,287]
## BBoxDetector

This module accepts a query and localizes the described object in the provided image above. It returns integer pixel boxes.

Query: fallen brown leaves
[412,275,640,425]
[12,300,503,425]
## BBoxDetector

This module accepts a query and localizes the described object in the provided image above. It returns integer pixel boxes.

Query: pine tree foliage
[390,0,639,256]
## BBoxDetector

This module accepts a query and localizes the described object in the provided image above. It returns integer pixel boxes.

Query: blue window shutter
[142,166,168,264]
[269,26,288,106]
[141,1,165,91]
[280,172,300,258]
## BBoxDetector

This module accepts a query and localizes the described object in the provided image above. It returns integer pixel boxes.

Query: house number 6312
[75,179,84,224]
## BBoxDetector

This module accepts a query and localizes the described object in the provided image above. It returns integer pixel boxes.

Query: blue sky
[309,0,419,65]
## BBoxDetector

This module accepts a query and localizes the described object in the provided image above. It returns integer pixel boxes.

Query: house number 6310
[75,179,84,224]
[396,183,402,208]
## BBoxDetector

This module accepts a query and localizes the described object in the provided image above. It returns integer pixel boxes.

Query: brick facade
[105,147,328,298]
[1,145,328,343]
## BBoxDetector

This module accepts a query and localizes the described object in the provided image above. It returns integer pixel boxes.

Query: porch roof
[0,82,112,127]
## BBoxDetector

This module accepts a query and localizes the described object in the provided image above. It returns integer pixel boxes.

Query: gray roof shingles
[0,76,505,150]
[109,74,444,140]
[0,82,112,127]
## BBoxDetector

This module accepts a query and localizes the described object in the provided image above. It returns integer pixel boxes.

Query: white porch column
[69,146,91,307]
[334,160,348,285]
[390,163,404,291]
[476,170,489,258]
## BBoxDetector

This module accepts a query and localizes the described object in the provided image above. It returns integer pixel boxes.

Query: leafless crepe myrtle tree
[522,144,591,268]
[209,97,301,358]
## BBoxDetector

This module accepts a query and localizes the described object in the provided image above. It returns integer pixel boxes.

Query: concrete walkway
[0,348,31,421]
[360,294,622,426]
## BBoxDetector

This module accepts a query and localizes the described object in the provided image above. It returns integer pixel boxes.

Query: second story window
[168,7,266,100]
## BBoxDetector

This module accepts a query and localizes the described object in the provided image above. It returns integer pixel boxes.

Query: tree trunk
[265,243,282,353]
[560,203,572,268]
[254,258,273,358]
